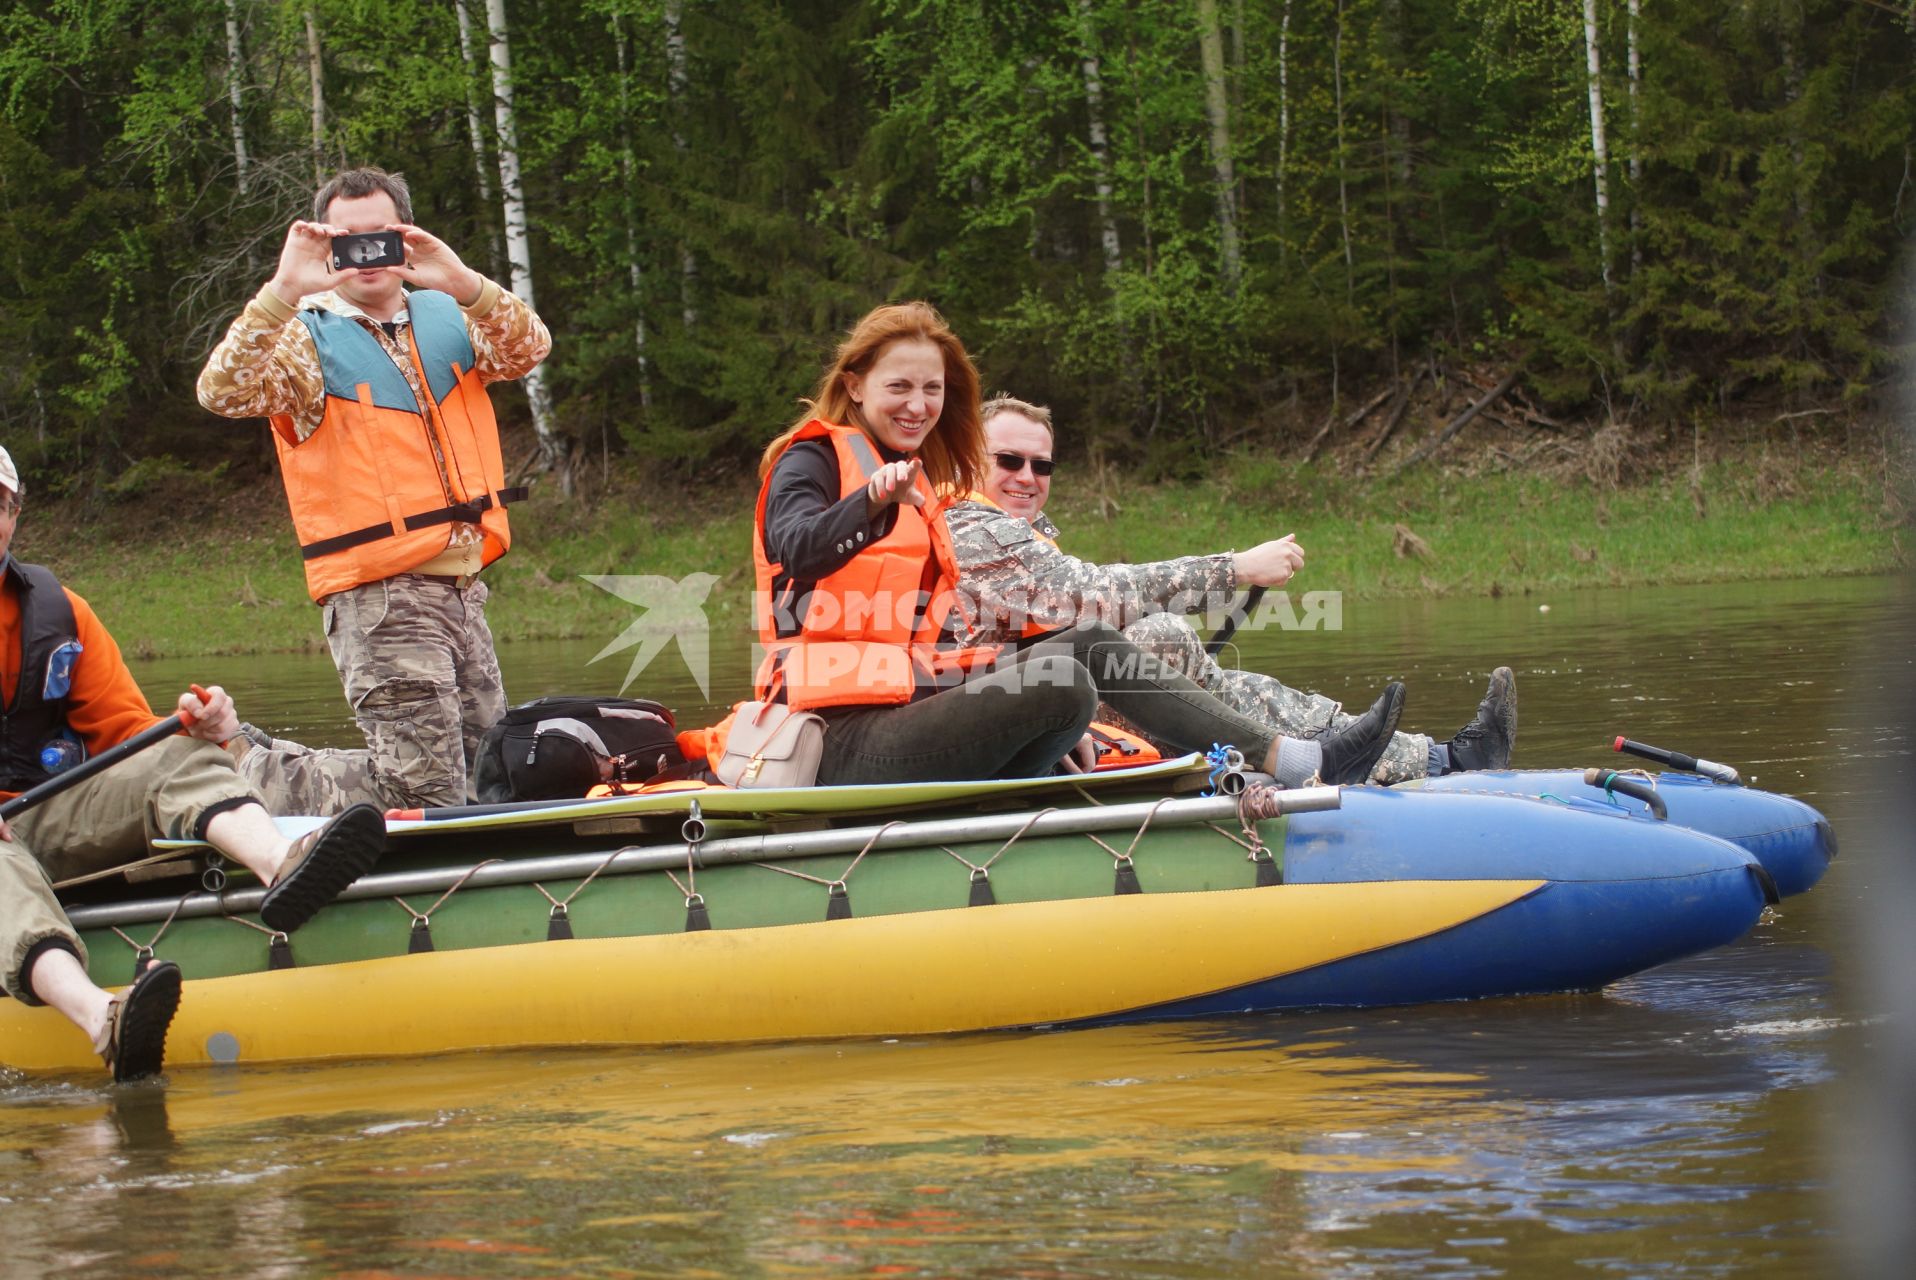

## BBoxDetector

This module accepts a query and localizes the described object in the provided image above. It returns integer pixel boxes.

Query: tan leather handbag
[714,701,826,788]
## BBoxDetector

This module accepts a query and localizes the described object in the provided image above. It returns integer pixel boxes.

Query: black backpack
[473,696,686,803]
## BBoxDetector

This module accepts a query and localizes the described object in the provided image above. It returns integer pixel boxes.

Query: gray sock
[1271,736,1324,789]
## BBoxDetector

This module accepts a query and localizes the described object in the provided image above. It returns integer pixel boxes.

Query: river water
[2,573,1910,1278]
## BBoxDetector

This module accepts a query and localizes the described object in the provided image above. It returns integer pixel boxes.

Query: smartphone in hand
[331,231,405,271]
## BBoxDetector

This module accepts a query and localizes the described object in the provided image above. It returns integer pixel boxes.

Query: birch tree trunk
[1123,27,1162,435]
[1275,0,1292,264]
[223,0,250,192]
[613,13,652,409]
[1333,1,1354,304]
[454,0,505,275]
[1075,0,1123,284]
[305,5,324,179]
[483,0,564,478]
[1193,0,1241,293]
[1626,0,1641,276]
[1582,0,1614,291]
[1230,0,1246,212]
[664,0,699,331]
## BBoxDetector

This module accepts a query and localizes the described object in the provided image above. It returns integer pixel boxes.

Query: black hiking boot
[1315,681,1406,785]
[1444,666,1517,772]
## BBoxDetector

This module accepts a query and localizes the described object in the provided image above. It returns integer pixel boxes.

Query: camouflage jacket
[944,499,1237,647]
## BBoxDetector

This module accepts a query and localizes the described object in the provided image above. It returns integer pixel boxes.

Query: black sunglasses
[993,451,1056,477]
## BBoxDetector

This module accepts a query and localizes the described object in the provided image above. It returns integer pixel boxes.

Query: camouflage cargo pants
[238,574,506,814]
[1104,612,1434,784]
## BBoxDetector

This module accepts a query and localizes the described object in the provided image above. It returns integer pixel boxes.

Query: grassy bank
[26,443,1906,660]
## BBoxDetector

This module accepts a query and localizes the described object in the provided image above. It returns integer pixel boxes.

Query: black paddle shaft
[0,714,187,823]
[1613,736,1740,784]
[1206,585,1267,656]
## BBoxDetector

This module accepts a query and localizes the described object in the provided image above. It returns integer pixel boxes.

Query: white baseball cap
[0,445,16,499]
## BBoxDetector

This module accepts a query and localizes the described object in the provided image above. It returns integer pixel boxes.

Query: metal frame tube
[65,784,1338,930]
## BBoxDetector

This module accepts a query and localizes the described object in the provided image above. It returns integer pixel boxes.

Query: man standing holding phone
[197,167,551,814]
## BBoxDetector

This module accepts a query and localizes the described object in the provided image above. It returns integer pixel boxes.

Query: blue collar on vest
[298,288,475,414]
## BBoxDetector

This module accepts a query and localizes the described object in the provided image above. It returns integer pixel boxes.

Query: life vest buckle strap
[300,520,398,561]
[303,490,518,561]
[403,495,494,532]
[397,487,522,532]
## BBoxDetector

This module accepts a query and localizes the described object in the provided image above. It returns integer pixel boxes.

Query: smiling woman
[730,303,1404,789]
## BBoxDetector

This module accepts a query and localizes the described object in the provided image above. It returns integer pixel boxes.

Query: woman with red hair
[753,301,1402,786]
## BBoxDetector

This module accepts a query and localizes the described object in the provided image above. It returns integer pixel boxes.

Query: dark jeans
[816,622,1282,785]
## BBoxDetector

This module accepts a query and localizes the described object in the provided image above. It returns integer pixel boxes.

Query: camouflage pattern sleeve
[945,500,1236,646]
[195,284,327,441]
[463,278,552,384]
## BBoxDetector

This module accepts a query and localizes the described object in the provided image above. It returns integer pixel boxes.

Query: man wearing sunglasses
[944,397,1516,782]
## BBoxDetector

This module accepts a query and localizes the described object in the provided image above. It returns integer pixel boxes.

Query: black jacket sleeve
[761,439,897,578]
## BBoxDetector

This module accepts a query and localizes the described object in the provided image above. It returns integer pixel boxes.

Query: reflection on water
[4,574,1908,1277]
[0,1017,1840,1277]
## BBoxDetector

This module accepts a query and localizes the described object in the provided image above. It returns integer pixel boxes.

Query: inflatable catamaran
[0,744,1832,1073]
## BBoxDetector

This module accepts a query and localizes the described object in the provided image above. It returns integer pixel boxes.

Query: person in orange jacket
[747,302,1403,788]
[0,447,385,1082]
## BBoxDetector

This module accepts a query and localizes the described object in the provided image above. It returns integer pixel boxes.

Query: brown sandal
[92,960,182,1083]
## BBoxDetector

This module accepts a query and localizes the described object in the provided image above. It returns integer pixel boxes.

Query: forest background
[0,0,1912,654]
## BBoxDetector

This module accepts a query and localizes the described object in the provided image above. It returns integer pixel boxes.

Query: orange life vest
[271,290,522,601]
[752,420,996,711]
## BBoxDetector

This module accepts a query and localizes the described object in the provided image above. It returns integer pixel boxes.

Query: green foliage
[101,453,229,500]
[0,0,1909,488]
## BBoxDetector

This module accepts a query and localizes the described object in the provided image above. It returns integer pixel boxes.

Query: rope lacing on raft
[751,820,905,920]
[109,778,1303,966]
[107,893,192,981]
[937,807,1059,906]
[533,846,627,939]
[662,818,712,931]
[392,859,502,952]
[221,913,295,969]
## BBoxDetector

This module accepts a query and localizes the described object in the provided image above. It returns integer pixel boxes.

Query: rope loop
[394,858,503,924]
[754,820,906,888]
[1236,782,1292,824]
[108,893,191,959]
[222,913,287,940]
[532,845,625,913]
[1122,798,1174,860]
